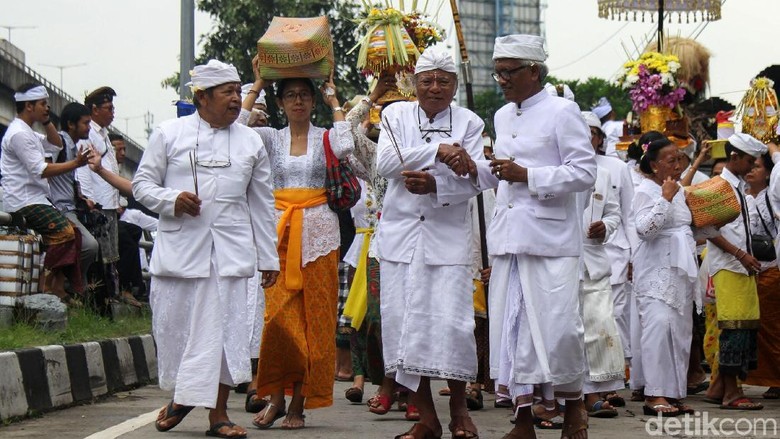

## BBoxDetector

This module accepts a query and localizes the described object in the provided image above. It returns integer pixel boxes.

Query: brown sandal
[394,423,442,439]
[561,409,588,439]
[449,415,479,438]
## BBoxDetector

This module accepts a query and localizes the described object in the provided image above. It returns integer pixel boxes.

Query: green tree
[473,87,506,138]
[163,0,365,128]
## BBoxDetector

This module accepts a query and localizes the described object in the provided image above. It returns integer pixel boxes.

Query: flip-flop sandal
[405,403,421,421]
[630,388,645,402]
[448,414,479,438]
[494,397,513,408]
[244,390,267,413]
[604,393,626,407]
[206,421,247,438]
[368,393,394,415]
[466,388,484,411]
[642,404,679,417]
[394,422,442,439]
[533,415,564,429]
[687,381,710,395]
[720,397,764,410]
[345,386,364,403]
[155,400,195,432]
[588,400,618,418]
[252,402,286,429]
[762,388,780,399]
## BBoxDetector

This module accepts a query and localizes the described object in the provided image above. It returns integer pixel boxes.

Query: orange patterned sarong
[744,267,780,387]
[255,226,339,409]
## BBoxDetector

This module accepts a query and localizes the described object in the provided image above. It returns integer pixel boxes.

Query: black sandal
[244,389,267,413]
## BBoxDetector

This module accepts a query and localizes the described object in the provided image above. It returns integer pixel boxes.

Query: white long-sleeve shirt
[76,121,120,209]
[0,118,58,212]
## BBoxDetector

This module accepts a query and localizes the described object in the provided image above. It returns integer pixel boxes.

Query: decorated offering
[257,16,334,80]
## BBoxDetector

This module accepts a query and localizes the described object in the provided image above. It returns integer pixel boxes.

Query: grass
[0,306,152,351]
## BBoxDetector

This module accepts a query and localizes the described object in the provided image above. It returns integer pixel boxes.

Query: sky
[2,0,777,146]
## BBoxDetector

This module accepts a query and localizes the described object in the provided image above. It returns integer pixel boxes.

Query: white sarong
[380,237,477,392]
[581,275,625,385]
[489,254,586,406]
[151,248,251,408]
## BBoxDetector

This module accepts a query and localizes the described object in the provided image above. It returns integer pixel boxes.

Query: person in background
[743,151,780,400]
[705,133,766,411]
[52,102,100,291]
[1,84,90,303]
[591,97,623,159]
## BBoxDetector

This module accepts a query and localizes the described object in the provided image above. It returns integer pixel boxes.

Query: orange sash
[274,188,328,290]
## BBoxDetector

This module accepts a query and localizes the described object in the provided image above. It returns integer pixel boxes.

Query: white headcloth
[591,97,612,119]
[545,83,574,101]
[414,50,457,75]
[241,83,267,106]
[581,111,602,131]
[728,132,767,158]
[186,59,240,92]
[492,34,547,62]
[14,85,49,102]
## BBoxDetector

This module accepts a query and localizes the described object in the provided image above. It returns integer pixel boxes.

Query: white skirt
[380,237,477,392]
[151,249,251,408]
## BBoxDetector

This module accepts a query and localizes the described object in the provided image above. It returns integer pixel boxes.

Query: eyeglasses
[491,64,534,82]
[417,105,452,139]
[282,91,313,102]
[194,117,231,168]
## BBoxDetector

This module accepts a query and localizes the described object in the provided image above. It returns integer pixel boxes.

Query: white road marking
[83,409,158,439]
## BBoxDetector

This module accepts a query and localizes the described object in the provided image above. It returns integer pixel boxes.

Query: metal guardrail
[0,45,145,151]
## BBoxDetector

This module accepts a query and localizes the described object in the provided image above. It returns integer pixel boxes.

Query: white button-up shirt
[707,167,751,276]
[76,121,120,209]
[0,118,56,212]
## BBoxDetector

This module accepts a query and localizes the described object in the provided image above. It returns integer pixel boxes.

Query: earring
[653,169,658,174]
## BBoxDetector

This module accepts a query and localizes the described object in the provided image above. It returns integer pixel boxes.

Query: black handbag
[751,192,777,262]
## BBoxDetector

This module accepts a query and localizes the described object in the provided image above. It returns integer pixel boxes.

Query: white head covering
[14,85,49,102]
[545,83,574,101]
[591,97,612,119]
[186,59,240,92]
[581,111,602,131]
[492,34,547,62]
[414,50,457,75]
[118,197,128,208]
[680,136,698,160]
[728,132,767,158]
[241,83,267,106]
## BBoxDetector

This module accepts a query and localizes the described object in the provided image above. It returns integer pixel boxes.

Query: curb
[0,334,156,421]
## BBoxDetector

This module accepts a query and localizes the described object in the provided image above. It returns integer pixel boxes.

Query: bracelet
[332,106,344,113]
[247,89,260,95]
[361,96,373,105]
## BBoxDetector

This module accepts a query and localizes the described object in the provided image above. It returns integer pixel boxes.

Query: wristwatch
[332,106,344,113]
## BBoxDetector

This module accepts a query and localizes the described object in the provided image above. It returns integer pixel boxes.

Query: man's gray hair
[537,62,549,82]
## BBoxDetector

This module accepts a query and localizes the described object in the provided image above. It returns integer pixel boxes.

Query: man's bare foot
[206,421,247,438]
[562,400,588,439]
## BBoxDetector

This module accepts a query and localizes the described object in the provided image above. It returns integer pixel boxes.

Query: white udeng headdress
[414,50,457,75]
[186,60,240,93]
[14,85,49,102]
[493,34,547,62]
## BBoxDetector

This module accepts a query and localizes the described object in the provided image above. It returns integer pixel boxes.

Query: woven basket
[0,233,42,296]
[257,16,334,80]
[684,176,740,228]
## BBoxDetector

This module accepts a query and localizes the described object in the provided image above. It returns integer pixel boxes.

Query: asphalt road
[2,382,779,438]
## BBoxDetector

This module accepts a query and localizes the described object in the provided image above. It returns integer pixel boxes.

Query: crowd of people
[2,30,779,439]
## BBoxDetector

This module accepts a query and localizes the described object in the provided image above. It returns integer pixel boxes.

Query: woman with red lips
[239,56,354,430]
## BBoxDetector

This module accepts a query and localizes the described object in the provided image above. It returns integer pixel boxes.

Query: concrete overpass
[0,39,142,174]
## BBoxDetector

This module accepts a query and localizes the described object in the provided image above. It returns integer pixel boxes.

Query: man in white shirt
[0,84,91,301]
[592,97,623,159]
[476,35,596,439]
[76,86,122,299]
[133,59,279,438]
[376,50,484,439]
[706,133,766,410]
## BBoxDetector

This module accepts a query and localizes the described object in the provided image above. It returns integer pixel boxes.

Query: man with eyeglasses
[76,86,123,303]
[376,49,484,439]
[133,59,279,438]
[474,34,596,439]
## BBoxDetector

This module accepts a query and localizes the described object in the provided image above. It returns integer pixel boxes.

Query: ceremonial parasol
[597,0,722,51]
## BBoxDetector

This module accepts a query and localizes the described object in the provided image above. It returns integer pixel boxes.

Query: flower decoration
[617,52,687,114]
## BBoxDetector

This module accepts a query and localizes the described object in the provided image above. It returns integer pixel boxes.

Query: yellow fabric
[473,279,487,317]
[344,227,373,330]
[712,269,760,328]
[274,188,328,290]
